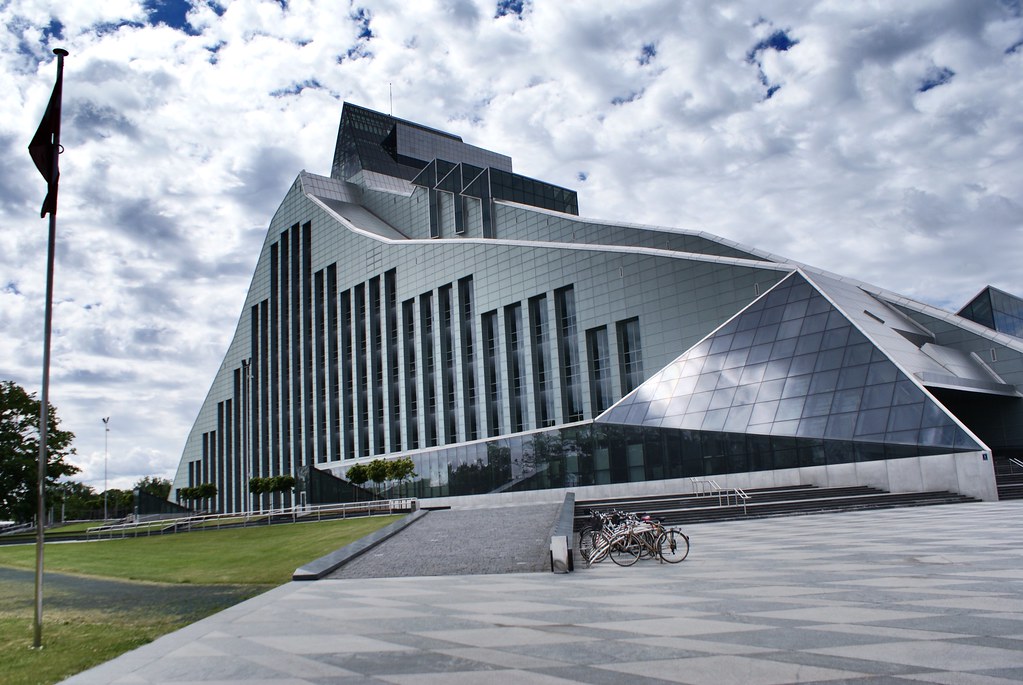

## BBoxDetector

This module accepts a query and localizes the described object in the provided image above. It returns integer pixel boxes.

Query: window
[529,295,554,428]
[555,286,583,421]
[587,326,612,414]
[617,317,644,394]
[505,303,526,433]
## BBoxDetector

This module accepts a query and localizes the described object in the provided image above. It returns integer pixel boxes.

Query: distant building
[172,103,1023,511]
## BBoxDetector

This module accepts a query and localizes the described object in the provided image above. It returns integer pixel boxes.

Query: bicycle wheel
[588,530,613,564]
[637,530,658,559]
[578,527,595,562]
[658,529,689,563]
[609,532,641,567]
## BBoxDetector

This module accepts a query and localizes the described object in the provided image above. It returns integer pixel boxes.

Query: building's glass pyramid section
[958,286,1023,339]
[600,272,981,452]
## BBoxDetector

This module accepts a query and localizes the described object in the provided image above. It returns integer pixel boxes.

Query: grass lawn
[0,514,403,684]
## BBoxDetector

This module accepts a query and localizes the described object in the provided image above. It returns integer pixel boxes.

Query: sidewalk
[63,501,1023,684]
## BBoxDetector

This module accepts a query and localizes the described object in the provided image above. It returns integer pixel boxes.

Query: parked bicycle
[578,509,689,566]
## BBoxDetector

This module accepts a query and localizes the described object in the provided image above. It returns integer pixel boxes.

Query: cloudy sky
[2,0,1021,493]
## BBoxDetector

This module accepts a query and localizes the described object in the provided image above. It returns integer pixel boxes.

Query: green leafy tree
[366,458,390,496]
[134,475,172,500]
[386,457,417,497]
[0,380,79,523]
[345,463,369,501]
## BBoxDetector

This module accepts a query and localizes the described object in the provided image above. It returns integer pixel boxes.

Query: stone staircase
[995,458,1023,500]
[576,484,979,528]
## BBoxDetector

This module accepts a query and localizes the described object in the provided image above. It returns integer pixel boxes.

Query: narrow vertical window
[403,299,420,449]
[505,303,526,433]
[529,295,554,428]
[385,270,401,451]
[369,276,385,455]
[617,317,643,395]
[314,269,327,463]
[587,326,612,414]
[482,310,501,437]
[278,232,289,479]
[421,292,438,447]
[555,286,583,422]
[439,284,457,443]
[327,265,340,460]
[355,283,369,457]
[340,290,355,459]
[270,241,282,478]
[458,277,478,440]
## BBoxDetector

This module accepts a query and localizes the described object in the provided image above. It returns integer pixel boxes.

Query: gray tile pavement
[62,501,1023,684]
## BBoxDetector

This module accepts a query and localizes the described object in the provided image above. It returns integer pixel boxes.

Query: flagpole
[33,46,68,651]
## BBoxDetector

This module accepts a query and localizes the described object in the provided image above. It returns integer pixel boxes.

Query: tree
[0,380,78,523]
[386,457,417,497]
[345,463,369,501]
[134,476,172,500]
[366,458,390,496]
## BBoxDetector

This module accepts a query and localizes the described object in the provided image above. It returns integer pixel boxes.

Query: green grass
[0,514,403,684]
[0,514,402,585]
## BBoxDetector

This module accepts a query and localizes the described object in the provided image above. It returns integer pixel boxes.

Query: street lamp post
[102,417,109,520]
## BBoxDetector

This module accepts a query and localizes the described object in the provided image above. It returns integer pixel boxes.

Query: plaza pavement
[62,500,1023,684]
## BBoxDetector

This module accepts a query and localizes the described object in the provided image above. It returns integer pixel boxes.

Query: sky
[1,0,1021,494]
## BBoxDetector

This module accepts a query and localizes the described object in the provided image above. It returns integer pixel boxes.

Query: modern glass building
[172,103,1023,511]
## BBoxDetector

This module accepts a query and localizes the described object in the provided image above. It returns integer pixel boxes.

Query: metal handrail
[1010,457,1023,473]
[86,497,416,540]
[690,478,722,496]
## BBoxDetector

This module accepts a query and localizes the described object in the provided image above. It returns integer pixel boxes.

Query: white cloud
[1,0,1021,490]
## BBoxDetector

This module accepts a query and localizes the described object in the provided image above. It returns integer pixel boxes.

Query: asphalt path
[0,565,263,621]
[328,502,561,579]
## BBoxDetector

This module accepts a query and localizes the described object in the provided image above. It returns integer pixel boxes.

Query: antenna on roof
[389,82,393,116]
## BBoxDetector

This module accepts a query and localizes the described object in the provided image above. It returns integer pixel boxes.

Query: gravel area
[328,503,560,578]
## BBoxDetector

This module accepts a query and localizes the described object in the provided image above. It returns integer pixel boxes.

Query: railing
[690,478,750,514]
[691,478,722,496]
[86,497,417,540]
[1009,457,1023,473]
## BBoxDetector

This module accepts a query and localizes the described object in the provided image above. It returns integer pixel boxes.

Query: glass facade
[602,273,981,453]
[959,286,1023,339]
[177,103,1015,513]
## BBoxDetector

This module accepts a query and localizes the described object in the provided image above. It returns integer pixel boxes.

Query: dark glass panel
[709,387,737,410]
[724,405,754,432]
[842,342,873,367]
[836,364,868,390]
[747,343,773,364]
[861,383,895,410]
[831,388,862,413]
[814,348,845,372]
[887,403,924,432]
[809,370,840,394]
[781,375,811,399]
[855,408,890,436]
[739,363,768,385]
[752,323,780,346]
[824,412,857,440]
[820,325,851,350]
[866,362,899,385]
[802,392,834,417]
[756,379,785,402]
[763,358,792,381]
[776,319,803,340]
[795,332,824,356]
[776,397,805,421]
[789,352,817,375]
[770,337,797,360]
[748,400,779,426]
[799,312,829,335]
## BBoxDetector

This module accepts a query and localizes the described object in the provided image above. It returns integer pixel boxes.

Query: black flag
[28,50,67,218]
